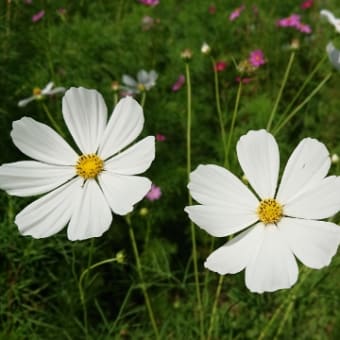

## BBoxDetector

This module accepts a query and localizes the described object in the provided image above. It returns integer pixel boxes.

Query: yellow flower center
[137,83,146,92]
[33,87,42,96]
[75,154,104,179]
[257,198,283,224]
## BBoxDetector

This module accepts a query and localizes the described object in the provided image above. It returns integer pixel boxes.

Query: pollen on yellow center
[137,83,146,92]
[75,154,104,179]
[33,87,42,96]
[256,198,283,224]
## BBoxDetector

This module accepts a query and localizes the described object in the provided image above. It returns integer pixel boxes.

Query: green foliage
[1,0,340,339]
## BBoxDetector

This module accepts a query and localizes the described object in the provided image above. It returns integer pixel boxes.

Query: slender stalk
[113,92,119,106]
[272,72,332,136]
[225,81,242,167]
[211,57,227,164]
[140,91,146,108]
[273,297,295,340]
[127,217,160,339]
[207,275,224,340]
[266,51,295,131]
[78,257,118,339]
[41,102,66,137]
[276,54,327,128]
[185,61,204,339]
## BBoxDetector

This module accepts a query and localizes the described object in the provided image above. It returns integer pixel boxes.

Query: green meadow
[1,0,340,339]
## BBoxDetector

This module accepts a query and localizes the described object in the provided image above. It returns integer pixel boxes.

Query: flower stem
[140,91,147,108]
[41,102,66,138]
[211,56,227,164]
[78,257,118,339]
[207,275,224,340]
[225,80,242,167]
[185,61,205,339]
[127,216,160,339]
[272,72,332,136]
[266,51,295,131]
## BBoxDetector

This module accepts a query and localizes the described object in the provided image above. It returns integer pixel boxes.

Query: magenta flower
[146,184,162,201]
[297,23,312,33]
[32,10,45,23]
[172,75,185,92]
[139,0,159,6]
[229,5,245,21]
[301,0,313,10]
[249,50,266,68]
[277,14,300,28]
[156,133,166,142]
[235,76,253,84]
[214,61,227,72]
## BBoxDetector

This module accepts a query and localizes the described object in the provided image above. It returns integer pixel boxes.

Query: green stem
[41,102,66,138]
[272,72,332,136]
[127,217,160,339]
[113,92,119,106]
[266,51,295,131]
[207,275,224,340]
[276,54,327,128]
[273,297,295,340]
[211,57,227,164]
[78,257,118,338]
[225,81,242,167]
[140,91,146,108]
[185,62,204,339]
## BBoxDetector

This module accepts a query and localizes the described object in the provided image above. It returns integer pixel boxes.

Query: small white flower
[18,82,65,107]
[201,42,211,55]
[185,130,340,293]
[121,70,158,94]
[0,87,155,241]
[326,42,340,71]
[320,9,340,33]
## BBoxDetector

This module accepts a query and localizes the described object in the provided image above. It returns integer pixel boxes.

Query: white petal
[11,117,78,165]
[98,96,144,160]
[104,136,155,175]
[122,75,137,88]
[18,96,36,107]
[0,161,75,196]
[99,172,151,215]
[237,130,279,199]
[42,82,54,93]
[279,217,340,269]
[137,70,149,84]
[62,87,108,154]
[188,164,259,209]
[245,224,298,293]
[67,180,112,241]
[48,87,66,95]
[15,178,82,238]
[204,225,264,274]
[284,176,340,219]
[276,138,330,204]
[184,205,258,237]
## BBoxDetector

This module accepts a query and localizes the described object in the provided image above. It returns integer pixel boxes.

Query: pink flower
[249,50,266,68]
[172,75,185,92]
[139,0,159,6]
[146,184,162,201]
[214,61,227,72]
[32,10,45,23]
[301,0,313,10]
[229,5,245,21]
[156,133,166,142]
[277,14,301,28]
[235,76,253,84]
[297,23,312,33]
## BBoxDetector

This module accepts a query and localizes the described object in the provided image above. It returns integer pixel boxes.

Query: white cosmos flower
[185,130,340,293]
[18,82,66,107]
[0,87,155,241]
[326,42,340,71]
[122,70,158,94]
[320,9,340,33]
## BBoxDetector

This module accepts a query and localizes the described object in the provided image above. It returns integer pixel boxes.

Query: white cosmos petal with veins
[0,87,155,241]
[186,129,340,293]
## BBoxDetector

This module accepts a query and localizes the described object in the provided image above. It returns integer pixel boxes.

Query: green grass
[1,0,340,339]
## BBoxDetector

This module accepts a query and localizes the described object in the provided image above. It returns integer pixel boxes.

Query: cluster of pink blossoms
[277,14,312,34]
